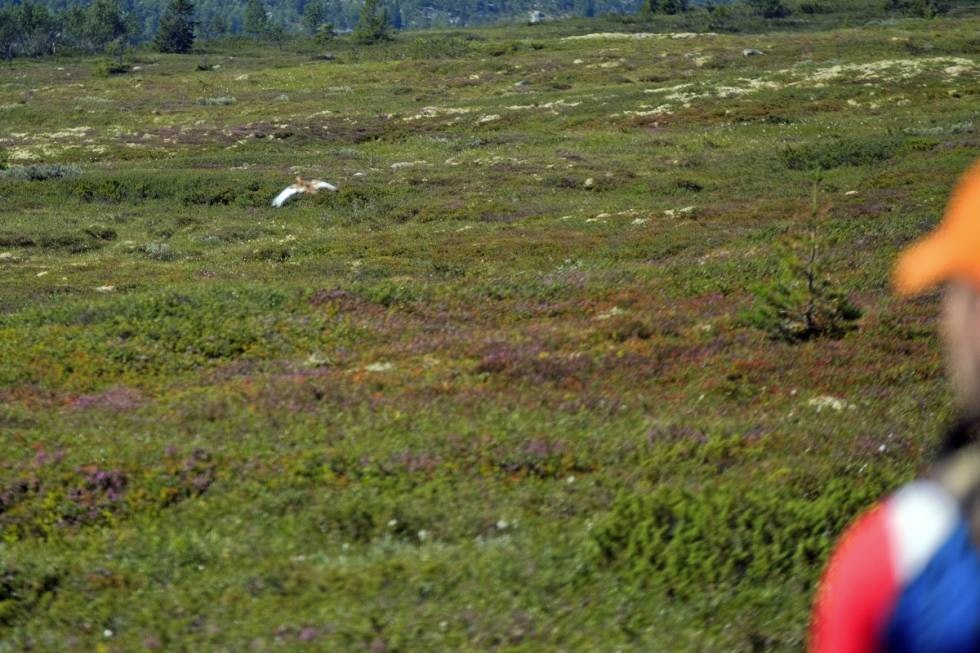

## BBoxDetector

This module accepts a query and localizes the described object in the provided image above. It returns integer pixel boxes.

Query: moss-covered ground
[1,7,978,651]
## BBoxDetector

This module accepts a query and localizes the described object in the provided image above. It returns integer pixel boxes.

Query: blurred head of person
[896,161,980,422]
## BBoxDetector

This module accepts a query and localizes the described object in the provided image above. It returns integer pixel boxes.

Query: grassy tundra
[1,7,978,651]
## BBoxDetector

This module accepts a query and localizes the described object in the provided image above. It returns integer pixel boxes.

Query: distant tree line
[0,0,643,55]
[0,0,954,60]
[642,0,791,18]
[0,0,136,60]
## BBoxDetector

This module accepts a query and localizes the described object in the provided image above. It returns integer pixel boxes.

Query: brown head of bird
[295,177,317,194]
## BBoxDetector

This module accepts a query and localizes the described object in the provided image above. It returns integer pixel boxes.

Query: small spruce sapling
[746,177,861,342]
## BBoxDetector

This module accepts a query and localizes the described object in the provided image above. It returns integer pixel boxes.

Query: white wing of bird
[272,184,304,208]
[311,180,338,192]
[271,177,339,208]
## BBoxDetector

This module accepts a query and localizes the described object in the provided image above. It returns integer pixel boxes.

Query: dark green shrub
[780,135,904,171]
[244,246,291,263]
[197,226,267,244]
[409,36,473,59]
[69,178,126,202]
[83,224,117,241]
[43,233,105,254]
[0,229,107,253]
[0,566,62,628]
[313,487,429,544]
[65,172,277,207]
[92,59,130,77]
[181,180,238,205]
[590,471,898,594]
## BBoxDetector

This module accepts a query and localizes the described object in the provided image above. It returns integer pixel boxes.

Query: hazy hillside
[0,0,655,36]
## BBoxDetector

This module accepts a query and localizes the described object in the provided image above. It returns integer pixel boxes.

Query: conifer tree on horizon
[86,0,129,52]
[154,0,195,53]
[662,0,689,13]
[353,0,390,44]
[266,21,287,49]
[0,8,16,61]
[748,0,791,18]
[642,0,689,14]
[199,11,227,40]
[302,1,325,35]
[244,0,269,39]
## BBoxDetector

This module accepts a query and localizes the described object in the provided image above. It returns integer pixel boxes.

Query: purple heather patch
[475,342,593,385]
[647,425,709,446]
[68,386,144,412]
[61,465,128,526]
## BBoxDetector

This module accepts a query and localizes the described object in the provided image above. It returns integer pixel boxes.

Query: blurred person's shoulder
[812,443,980,653]
[879,445,980,651]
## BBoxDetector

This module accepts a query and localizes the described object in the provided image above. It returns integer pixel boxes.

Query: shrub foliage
[746,182,862,342]
[590,472,897,594]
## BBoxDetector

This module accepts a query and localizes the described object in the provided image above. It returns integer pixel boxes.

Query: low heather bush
[0,164,81,181]
[196,95,237,106]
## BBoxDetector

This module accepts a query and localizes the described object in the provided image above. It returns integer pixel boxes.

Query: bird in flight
[272,177,338,208]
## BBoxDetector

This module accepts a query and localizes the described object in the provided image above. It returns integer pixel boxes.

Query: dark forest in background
[2,0,658,41]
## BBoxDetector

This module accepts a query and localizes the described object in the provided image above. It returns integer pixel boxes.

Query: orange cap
[894,160,980,296]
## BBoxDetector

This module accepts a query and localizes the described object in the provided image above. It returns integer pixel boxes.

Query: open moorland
[1,7,979,651]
